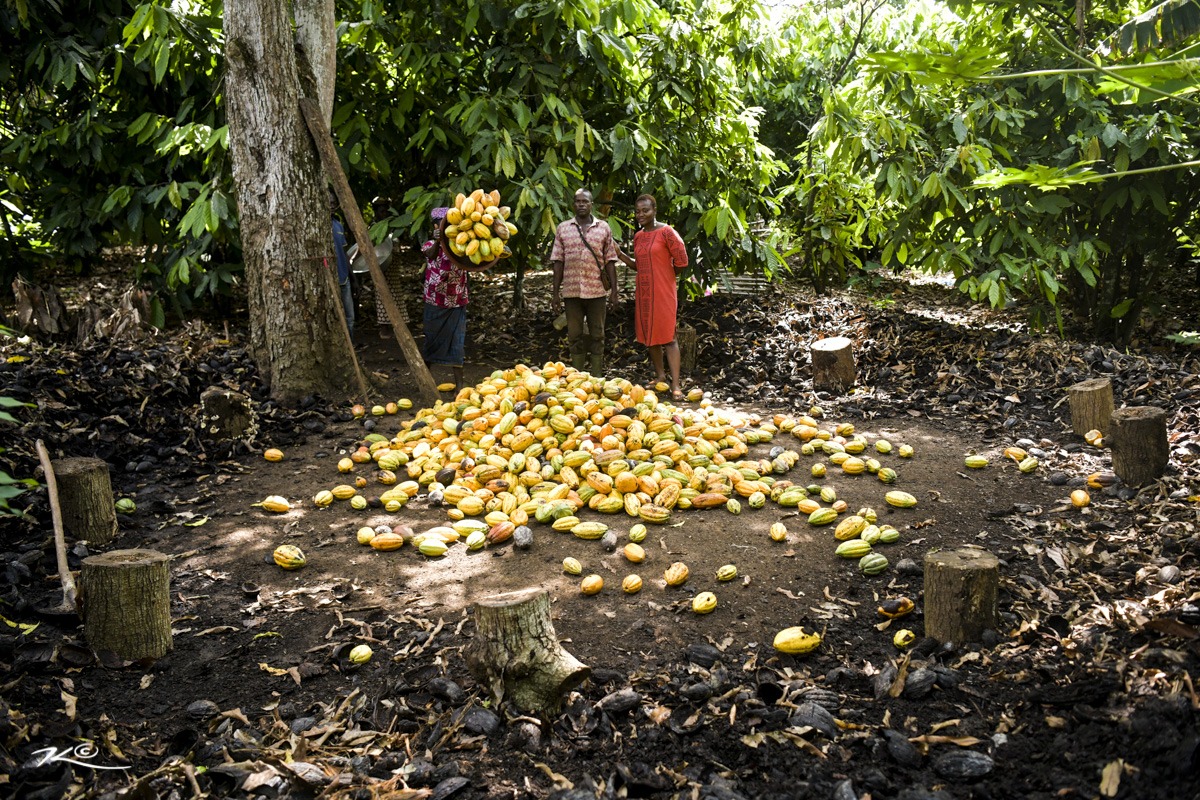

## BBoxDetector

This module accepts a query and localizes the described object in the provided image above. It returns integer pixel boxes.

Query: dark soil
[2,263,1199,800]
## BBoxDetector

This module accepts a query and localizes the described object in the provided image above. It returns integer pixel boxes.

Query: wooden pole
[676,323,697,377]
[464,588,590,716]
[35,441,77,613]
[811,336,856,393]
[80,549,172,662]
[1109,406,1169,486]
[1067,378,1113,437]
[49,456,117,545]
[923,548,999,645]
[299,97,439,406]
[321,250,371,400]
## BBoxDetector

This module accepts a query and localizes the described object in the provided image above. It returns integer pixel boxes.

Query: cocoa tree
[224,0,356,401]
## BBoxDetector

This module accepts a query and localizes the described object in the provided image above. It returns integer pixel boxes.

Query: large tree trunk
[225,0,358,403]
[294,0,335,122]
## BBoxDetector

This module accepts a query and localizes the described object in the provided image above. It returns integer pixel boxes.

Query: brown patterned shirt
[550,217,616,299]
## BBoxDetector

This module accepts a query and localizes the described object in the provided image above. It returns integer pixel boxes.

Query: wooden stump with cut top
[810,336,855,393]
[1109,406,1169,486]
[53,456,117,545]
[464,588,590,716]
[923,548,999,645]
[80,549,172,662]
[1067,378,1114,437]
[199,386,254,441]
[676,323,697,377]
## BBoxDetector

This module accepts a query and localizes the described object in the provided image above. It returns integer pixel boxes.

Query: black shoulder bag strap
[572,220,611,291]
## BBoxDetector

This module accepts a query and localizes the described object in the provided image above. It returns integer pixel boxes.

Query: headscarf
[431,207,450,222]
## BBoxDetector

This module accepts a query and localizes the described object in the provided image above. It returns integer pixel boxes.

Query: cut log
[676,323,697,377]
[464,588,590,716]
[52,456,117,546]
[1067,378,1113,437]
[923,548,999,645]
[80,549,172,662]
[810,336,855,393]
[1109,406,1169,486]
[199,386,254,441]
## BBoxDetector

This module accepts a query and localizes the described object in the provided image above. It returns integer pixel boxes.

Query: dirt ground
[3,273,1199,800]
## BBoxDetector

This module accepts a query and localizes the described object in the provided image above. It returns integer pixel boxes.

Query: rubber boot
[590,354,603,377]
[571,352,588,371]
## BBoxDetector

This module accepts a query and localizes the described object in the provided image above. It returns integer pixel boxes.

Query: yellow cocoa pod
[465,239,480,256]
[1070,489,1091,508]
[473,222,492,239]
[623,542,645,563]
[338,457,354,473]
[272,544,306,569]
[454,193,466,210]
[263,448,284,461]
[834,515,867,541]
[257,495,291,513]
[773,626,821,654]
[563,557,583,575]
[312,490,334,507]
[348,644,373,664]
[356,526,375,545]
[457,495,485,516]
[716,564,738,581]
[371,532,405,551]
[460,196,476,216]
[628,523,647,543]
[769,522,787,542]
[446,207,463,225]
[964,455,988,469]
[884,491,917,508]
[350,495,368,510]
[331,484,357,500]
[1004,446,1027,462]
[581,574,604,595]
[692,592,717,614]
[622,574,643,594]
[664,561,689,587]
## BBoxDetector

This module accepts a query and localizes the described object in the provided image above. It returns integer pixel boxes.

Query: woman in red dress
[620,194,689,400]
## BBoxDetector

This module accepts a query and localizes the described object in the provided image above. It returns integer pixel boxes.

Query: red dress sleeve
[664,226,688,271]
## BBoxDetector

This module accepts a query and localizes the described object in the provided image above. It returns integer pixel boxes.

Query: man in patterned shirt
[550,188,620,375]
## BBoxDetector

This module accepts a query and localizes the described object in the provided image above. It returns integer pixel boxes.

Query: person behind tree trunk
[549,188,620,376]
[329,191,354,339]
[421,207,472,392]
[617,193,688,400]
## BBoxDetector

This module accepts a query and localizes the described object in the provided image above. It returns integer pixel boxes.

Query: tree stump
[1109,406,1169,486]
[676,323,697,377]
[199,386,255,441]
[464,588,590,716]
[1067,378,1113,437]
[80,549,172,662]
[923,548,999,645]
[810,336,855,393]
[52,457,117,545]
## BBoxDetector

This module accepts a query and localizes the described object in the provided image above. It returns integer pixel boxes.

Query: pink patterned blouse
[422,240,469,308]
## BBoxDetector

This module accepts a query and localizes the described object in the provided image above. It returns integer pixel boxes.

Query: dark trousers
[564,296,606,363]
